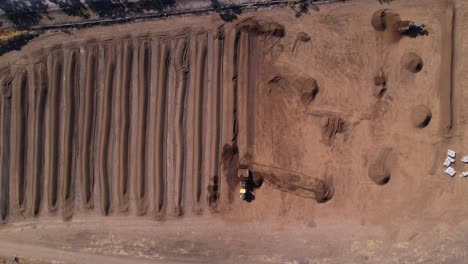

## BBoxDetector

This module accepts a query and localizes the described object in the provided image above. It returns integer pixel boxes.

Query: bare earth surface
[1,0,468,263]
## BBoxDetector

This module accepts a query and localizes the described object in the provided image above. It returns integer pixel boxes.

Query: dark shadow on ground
[210,0,243,22]
[0,32,39,55]
[287,1,320,18]
[294,3,310,17]
[0,0,178,26]
[50,0,90,18]
[85,0,125,17]
[0,0,48,28]
[85,0,176,18]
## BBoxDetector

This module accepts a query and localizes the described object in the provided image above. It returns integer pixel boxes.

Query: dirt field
[1,0,468,263]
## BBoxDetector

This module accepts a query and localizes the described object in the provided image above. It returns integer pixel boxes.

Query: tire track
[81,44,98,209]
[237,29,250,159]
[12,69,28,211]
[61,49,78,220]
[32,61,47,216]
[207,28,224,211]
[221,30,241,205]
[136,37,151,215]
[47,49,63,212]
[247,29,257,156]
[98,44,115,216]
[232,30,240,147]
[236,26,257,162]
[154,38,170,219]
[439,3,454,137]
[192,33,207,214]
[173,36,189,216]
[248,163,334,203]
[0,73,12,223]
[118,38,133,212]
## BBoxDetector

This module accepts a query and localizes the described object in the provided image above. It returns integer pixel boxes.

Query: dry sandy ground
[0,0,468,263]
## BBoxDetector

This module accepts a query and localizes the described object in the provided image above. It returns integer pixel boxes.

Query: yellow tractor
[239,170,261,202]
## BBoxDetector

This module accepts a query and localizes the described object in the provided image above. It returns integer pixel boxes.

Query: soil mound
[402,52,423,73]
[265,68,319,107]
[371,9,401,32]
[371,9,387,31]
[374,72,387,97]
[236,17,285,37]
[368,148,397,185]
[411,105,432,128]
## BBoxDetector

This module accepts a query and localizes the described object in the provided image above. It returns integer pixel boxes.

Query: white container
[448,150,456,158]
[445,167,456,177]
[444,157,455,167]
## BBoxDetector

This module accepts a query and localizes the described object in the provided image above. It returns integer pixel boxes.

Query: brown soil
[412,105,432,128]
[0,0,467,263]
[402,52,424,73]
[371,9,387,31]
[368,148,396,185]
